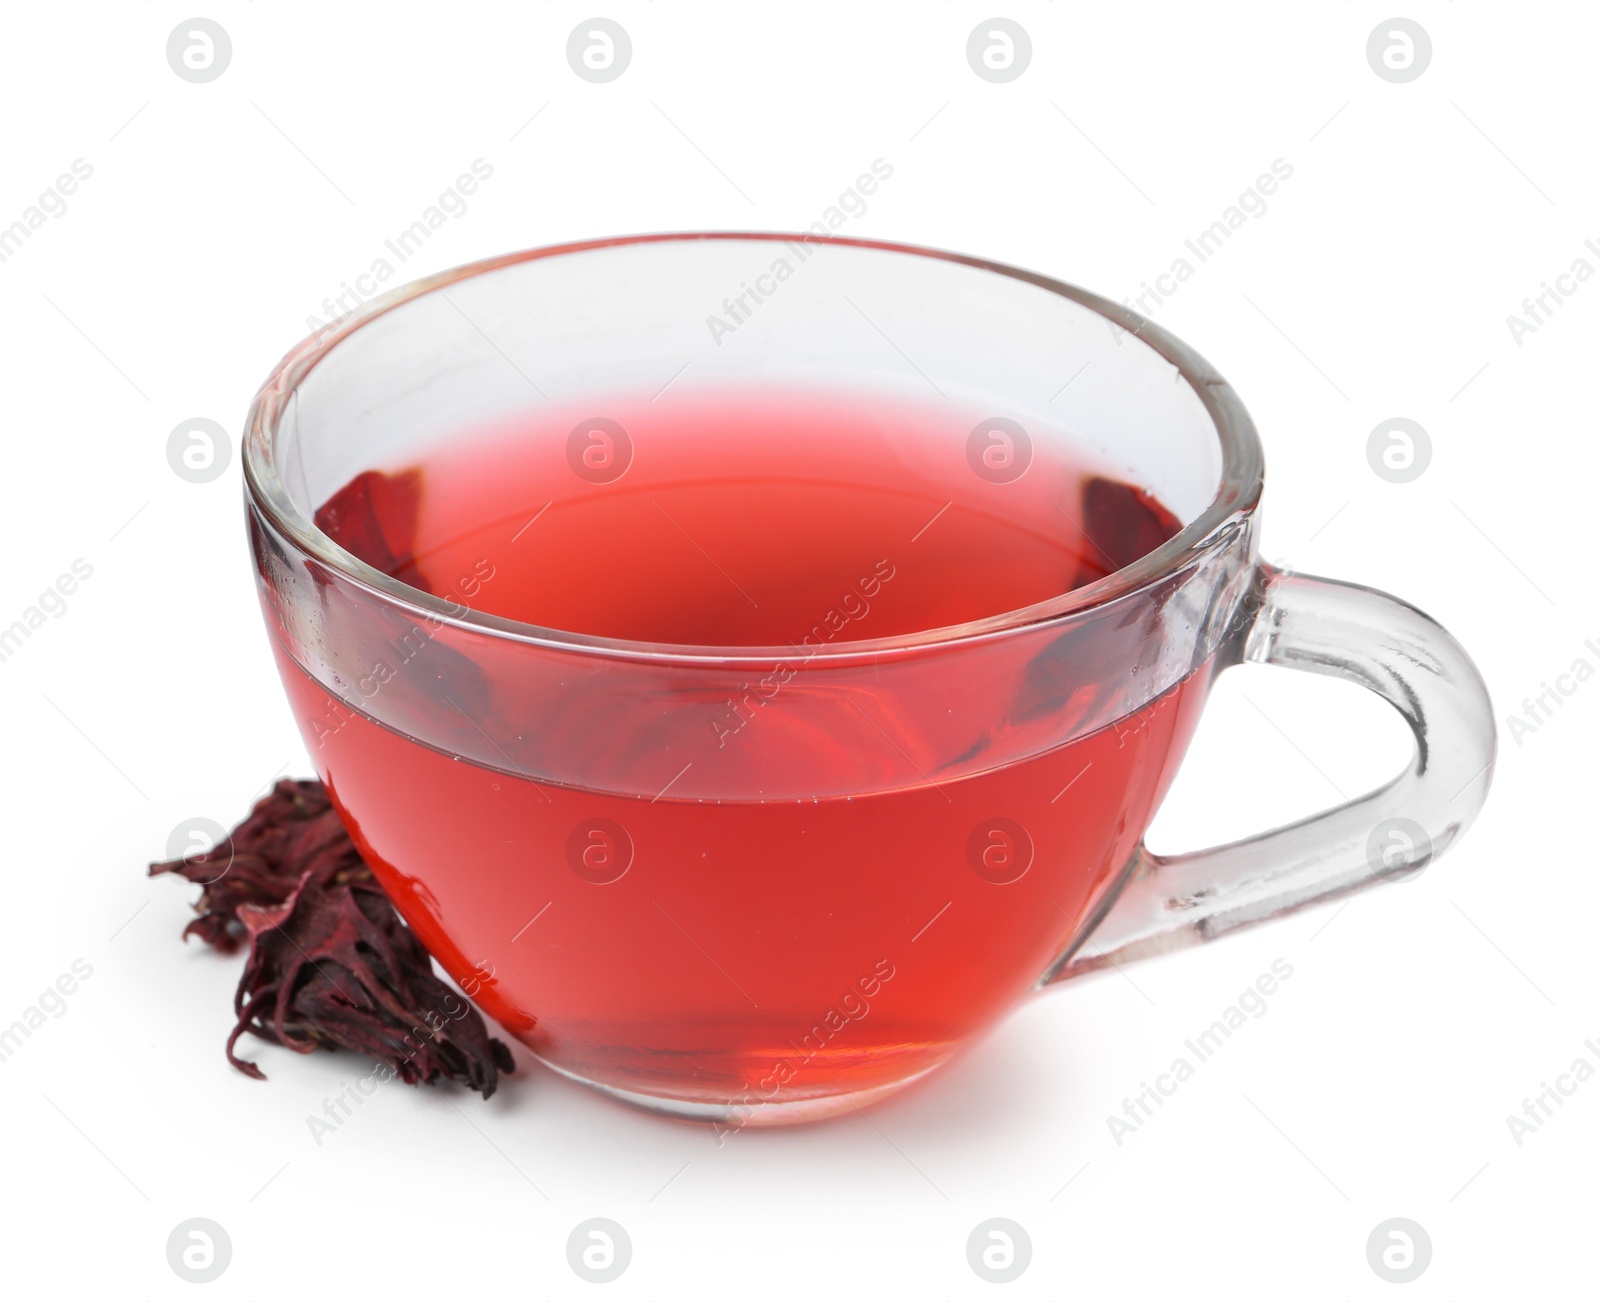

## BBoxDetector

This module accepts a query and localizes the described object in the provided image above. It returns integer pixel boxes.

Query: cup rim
[243,232,1264,664]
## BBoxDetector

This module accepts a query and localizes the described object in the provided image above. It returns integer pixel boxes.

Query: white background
[0,2,1594,1296]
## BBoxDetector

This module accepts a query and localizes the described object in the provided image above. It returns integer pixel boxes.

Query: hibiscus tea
[270,385,1212,1112]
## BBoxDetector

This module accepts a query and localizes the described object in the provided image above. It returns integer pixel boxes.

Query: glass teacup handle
[1046,563,1496,983]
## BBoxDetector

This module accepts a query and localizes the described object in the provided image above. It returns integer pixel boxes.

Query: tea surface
[315,386,1183,645]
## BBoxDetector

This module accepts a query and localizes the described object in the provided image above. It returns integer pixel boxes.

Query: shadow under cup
[243,235,1281,1123]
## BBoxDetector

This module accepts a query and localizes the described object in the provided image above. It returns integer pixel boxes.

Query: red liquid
[280,387,1211,1110]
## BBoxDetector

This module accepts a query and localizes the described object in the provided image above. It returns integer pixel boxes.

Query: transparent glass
[243,234,1495,1125]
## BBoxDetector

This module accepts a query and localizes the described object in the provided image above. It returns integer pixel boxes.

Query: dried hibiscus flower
[151,779,514,1098]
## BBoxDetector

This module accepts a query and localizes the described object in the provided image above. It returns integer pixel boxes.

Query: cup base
[531,1050,939,1127]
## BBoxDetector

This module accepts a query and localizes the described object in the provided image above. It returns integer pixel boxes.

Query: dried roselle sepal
[1078,475,1184,578]
[149,779,348,953]
[150,778,514,1098]
[312,466,433,593]
[228,857,514,1096]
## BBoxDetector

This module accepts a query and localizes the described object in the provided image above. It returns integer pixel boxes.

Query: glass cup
[242,234,1495,1126]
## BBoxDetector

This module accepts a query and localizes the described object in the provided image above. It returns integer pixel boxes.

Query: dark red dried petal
[149,779,352,952]
[313,467,433,593]
[152,779,514,1098]
[1076,475,1185,582]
